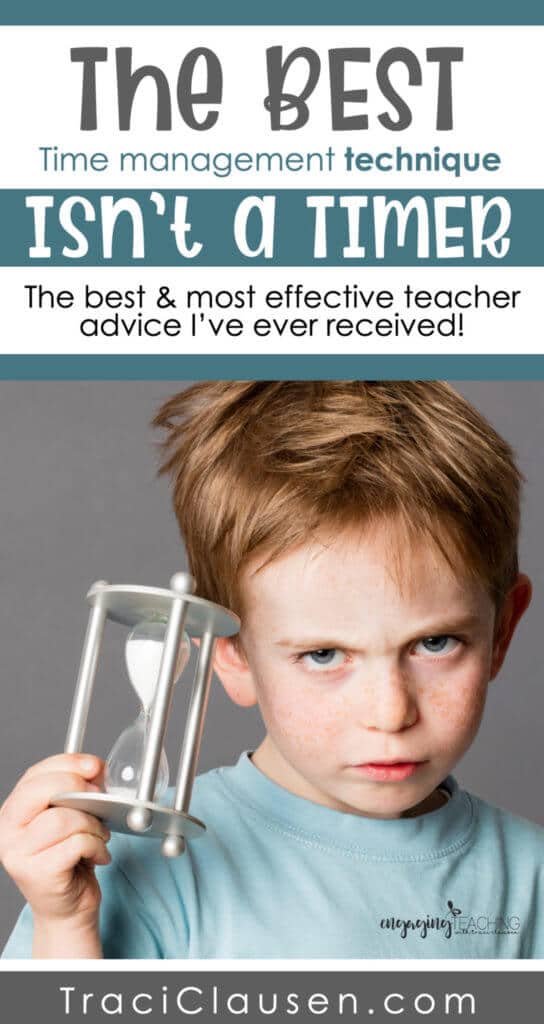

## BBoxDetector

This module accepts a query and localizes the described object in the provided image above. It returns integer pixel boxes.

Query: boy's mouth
[353,761,426,781]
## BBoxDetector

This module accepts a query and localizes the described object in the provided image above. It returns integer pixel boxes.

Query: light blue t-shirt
[3,752,544,958]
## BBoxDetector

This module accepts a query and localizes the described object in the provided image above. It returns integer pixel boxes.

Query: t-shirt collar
[220,751,475,862]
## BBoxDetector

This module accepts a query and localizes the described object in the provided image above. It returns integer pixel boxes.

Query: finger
[21,807,111,856]
[37,831,112,874]
[2,771,102,829]
[20,754,103,784]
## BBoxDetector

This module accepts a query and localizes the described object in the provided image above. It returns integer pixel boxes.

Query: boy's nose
[359,664,418,733]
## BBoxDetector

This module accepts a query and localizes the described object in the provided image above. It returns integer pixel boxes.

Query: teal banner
[3,2,544,25]
[6,189,541,266]
[1,355,543,379]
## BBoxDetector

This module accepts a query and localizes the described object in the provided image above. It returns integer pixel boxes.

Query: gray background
[0,381,542,945]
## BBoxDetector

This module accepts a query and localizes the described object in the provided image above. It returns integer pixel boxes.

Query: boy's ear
[490,573,533,679]
[213,636,258,707]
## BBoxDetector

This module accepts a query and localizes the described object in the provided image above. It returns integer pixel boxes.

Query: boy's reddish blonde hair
[153,382,520,615]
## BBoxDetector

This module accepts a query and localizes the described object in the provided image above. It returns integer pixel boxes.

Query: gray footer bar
[0,970,541,1023]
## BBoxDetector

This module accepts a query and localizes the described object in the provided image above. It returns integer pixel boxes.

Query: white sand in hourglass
[105,622,190,800]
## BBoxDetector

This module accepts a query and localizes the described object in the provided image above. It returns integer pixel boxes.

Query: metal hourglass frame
[50,572,240,858]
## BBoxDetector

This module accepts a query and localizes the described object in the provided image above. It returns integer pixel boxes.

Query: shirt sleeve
[520,861,544,958]
[98,861,166,958]
[2,902,34,958]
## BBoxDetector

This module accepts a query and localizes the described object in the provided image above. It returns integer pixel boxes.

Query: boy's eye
[413,635,458,656]
[300,648,346,670]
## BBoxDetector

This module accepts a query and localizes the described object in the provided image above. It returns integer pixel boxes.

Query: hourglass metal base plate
[51,791,206,842]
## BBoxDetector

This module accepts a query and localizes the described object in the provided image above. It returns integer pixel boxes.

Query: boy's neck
[400,787,449,817]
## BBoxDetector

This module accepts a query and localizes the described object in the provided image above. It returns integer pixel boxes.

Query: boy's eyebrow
[273,615,485,648]
[273,637,352,649]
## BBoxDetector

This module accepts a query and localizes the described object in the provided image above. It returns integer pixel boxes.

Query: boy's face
[217,525,530,819]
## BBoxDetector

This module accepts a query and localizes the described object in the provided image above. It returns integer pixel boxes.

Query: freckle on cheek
[424,679,487,726]
[267,695,343,754]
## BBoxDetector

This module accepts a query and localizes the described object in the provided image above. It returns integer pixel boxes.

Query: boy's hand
[0,754,111,931]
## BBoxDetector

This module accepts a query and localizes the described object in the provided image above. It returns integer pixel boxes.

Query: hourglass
[50,573,240,857]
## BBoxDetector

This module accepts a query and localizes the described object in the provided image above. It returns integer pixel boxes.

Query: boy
[1,381,542,958]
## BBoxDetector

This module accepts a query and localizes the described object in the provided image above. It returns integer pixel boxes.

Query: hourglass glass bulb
[105,711,170,800]
[104,621,191,801]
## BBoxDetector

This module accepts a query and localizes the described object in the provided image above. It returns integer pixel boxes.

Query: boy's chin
[326,778,445,820]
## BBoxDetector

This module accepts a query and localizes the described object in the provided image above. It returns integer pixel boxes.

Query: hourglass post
[127,573,194,832]
[175,627,216,815]
[64,581,109,754]
[162,627,216,858]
